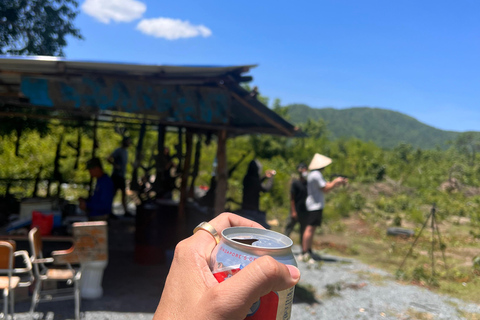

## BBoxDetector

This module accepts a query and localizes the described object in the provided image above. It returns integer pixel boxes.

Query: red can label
[213,266,294,320]
[211,227,296,320]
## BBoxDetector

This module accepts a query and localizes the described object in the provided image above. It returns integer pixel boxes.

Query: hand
[291,210,298,220]
[265,169,276,178]
[78,198,86,211]
[154,212,300,320]
[333,176,348,186]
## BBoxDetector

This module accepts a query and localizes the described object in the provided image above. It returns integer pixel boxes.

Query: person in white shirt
[303,153,347,261]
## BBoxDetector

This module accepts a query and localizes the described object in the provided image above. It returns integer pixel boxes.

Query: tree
[0,0,83,56]
[454,132,480,165]
[301,118,328,139]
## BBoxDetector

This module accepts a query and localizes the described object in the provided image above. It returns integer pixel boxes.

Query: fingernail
[287,265,300,281]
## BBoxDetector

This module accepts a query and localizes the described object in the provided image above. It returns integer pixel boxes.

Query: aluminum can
[210,227,297,320]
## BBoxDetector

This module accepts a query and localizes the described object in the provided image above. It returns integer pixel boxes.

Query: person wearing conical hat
[301,153,348,262]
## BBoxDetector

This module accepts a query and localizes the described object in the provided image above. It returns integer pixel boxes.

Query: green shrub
[375,197,390,211]
[328,190,353,218]
[328,221,347,233]
[393,215,402,227]
[350,192,366,211]
[412,266,439,287]
[408,208,426,224]
[473,256,480,273]
[394,194,412,211]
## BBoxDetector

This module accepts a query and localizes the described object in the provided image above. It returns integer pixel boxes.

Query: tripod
[398,204,448,276]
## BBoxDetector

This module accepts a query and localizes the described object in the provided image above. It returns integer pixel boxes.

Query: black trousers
[284,213,307,245]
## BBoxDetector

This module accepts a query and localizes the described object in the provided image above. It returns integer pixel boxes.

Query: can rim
[221,227,293,250]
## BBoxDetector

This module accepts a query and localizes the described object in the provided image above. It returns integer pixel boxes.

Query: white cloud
[136,17,212,40]
[82,0,146,24]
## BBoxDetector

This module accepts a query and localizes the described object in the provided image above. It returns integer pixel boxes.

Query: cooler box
[20,198,55,219]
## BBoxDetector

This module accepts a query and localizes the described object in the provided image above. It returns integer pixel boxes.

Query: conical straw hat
[308,153,332,170]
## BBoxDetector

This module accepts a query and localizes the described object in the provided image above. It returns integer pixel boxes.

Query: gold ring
[193,222,220,244]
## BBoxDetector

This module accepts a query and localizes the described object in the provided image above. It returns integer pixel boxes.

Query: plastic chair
[0,240,33,319]
[28,227,82,320]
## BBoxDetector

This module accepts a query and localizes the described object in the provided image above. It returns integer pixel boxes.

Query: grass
[404,309,435,320]
[278,212,480,304]
[340,223,478,303]
[354,270,390,286]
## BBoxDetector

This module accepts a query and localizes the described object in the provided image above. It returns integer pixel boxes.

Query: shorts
[111,174,126,192]
[306,209,323,227]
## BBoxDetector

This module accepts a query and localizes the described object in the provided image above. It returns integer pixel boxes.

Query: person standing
[284,163,308,245]
[79,158,114,221]
[240,159,276,228]
[241,159,275,212]
[303,153,347,261]
[108,136,133,217]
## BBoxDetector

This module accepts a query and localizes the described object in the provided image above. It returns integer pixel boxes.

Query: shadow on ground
[293,283,321,305]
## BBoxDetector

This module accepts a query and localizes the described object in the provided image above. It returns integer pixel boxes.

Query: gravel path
[291,245,480,320]
[7,223,480,320]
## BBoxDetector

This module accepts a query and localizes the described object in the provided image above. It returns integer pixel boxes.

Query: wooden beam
[221,84,294,137]
[0,106,295,136]
[0,69,228,85]
[214,130,228,216]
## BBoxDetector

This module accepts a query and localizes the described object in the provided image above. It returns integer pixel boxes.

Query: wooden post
[152,124,166,193]
[188,135,202,198]
[157,124,166,164]
[33,167,42,197]
[91,116,98,158]
[175,127,184,174]
[14,124,23,157]
[214,130,227,216]
[73,128,82,170]
[130,122,147,191]
[178,130,193,233]
[89,116,98,197]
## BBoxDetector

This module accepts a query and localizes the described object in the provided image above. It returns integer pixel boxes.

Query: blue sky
[65,0,480,132]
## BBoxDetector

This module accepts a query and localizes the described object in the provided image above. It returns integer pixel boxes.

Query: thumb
[210,256,300,318]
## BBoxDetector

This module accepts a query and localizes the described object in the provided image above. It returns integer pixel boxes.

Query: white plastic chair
[28,228,82,320]
[0,240,33,319]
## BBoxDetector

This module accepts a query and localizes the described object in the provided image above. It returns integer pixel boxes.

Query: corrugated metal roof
[0,56,299,137]
[0,55,256,78]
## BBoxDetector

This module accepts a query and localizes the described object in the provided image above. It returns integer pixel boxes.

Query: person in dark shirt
[239,159,275,228]
[107,136,132,216]
[241,159,275,212]
[284,163,308,244]
[79,158,114,221]
[156,146,176,199]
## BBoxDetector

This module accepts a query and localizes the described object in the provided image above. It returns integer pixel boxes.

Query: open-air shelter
[0,56,303,318]
[0,56,299,239]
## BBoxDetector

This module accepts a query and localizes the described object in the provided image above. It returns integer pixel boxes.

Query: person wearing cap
[303,153,347,261]
[107,136,133,217]
[284,163,308,244]
[79,158,115,221]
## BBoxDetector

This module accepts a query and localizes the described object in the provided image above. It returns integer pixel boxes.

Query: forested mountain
[286,104,477,149]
